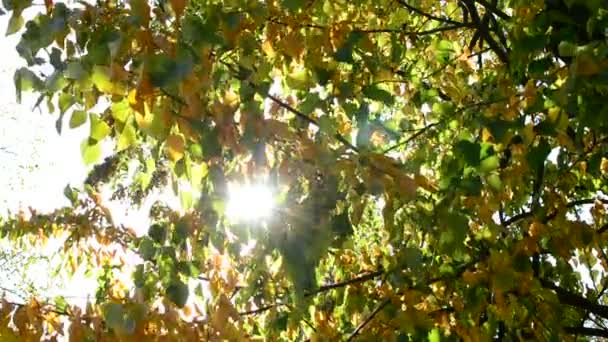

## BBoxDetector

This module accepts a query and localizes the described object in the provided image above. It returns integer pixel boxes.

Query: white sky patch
[0,13,166,308]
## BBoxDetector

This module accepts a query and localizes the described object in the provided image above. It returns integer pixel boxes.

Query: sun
[225,182,275,223]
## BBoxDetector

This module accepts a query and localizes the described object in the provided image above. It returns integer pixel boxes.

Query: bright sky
[0,13,99,306]
[0,11,273,308]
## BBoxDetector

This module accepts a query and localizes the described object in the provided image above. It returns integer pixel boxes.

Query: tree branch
[502,198,608,227]
[269,17,468,36]
[346,298,390,341]
[461,0,509,64]
[473,0,510,20]
[265,93,360,152]
[394,0,466,26]
[305,270,384,297]
[238,270,384,316]
[540,279,608,320]
[563,326,608,338]
[358,24,468,35]
[382,122,439,154]
[239,303,285,316]
[598,223,608,235]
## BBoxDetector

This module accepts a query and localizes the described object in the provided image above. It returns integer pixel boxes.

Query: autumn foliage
[2,0,608,340]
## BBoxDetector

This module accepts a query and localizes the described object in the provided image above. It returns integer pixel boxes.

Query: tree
[1,0,608,340]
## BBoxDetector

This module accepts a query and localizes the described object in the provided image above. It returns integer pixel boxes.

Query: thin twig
[267,17,468,35]
[382,122,439,154]
[239,303,284,316]
[304,270,384,297]
[394,0,466,26]
[473,0,511,20]
[346,298,390,341]
[502,198,608,227]
[264,94,360,152]
[462,0,509,64]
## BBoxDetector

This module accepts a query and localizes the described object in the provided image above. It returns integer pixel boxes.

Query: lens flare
[225,183,274,223]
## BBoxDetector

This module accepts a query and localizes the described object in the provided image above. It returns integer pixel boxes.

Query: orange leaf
[280,31,305,59]
[170,0,188,21]
[129,0,151,27]
[166,134,185,161]
[44,0,53,13]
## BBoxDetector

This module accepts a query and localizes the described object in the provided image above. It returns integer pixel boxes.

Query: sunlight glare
[226,183,274,223]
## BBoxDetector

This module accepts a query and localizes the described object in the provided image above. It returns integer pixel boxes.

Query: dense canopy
[2,0,608,340]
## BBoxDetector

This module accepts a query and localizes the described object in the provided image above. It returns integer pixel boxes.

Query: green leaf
[461,175,482,196]
[479,155,500,173]
[331,212,353,243]
[6,13,24,35]
[281,0,306,12]
[318,116,337,136]
[179,185,194,210]
[436,39,454,63]
[335,44,354,63]
[13,67,42,103]
[58,92,74,114]
[80,139,102,165]
[138,237,157,261]
[362,85,394,105]
[69,110,88,129]
[103,303,125,331]
[91,65,113,92]
[63,185,78,205]
[172,219,189,244]
[89,114,111,141]
[440,212,468,255]
[486,173,502,191]
[181,15,223,47]
[45,71,69,93]
[54,296,68,313]
[111,99,132,122]
[286,69,312,90]
[166,279,189,308]
[148,223,167,244]
[558,41,576,57]
[146,52,194,88]
[133,264,145,288]
[65,62,87,80]
[428,328,441,342]
[455,140,481,167]
[526,139,551,173]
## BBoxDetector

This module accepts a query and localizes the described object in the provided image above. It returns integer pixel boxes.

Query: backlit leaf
[69,110,87,128]
[80,139,102,165]
[89,114,111,141]
[117,122,137,151]
[166,134,185,161]
[5,13,23,35]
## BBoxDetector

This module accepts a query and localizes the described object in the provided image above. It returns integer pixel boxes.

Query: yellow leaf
[166,134,185,161]
[600,157,608,175]
[415,174,437,192]
[262,39,276,57]
[128,88,143,114]
[481,127,493,142]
